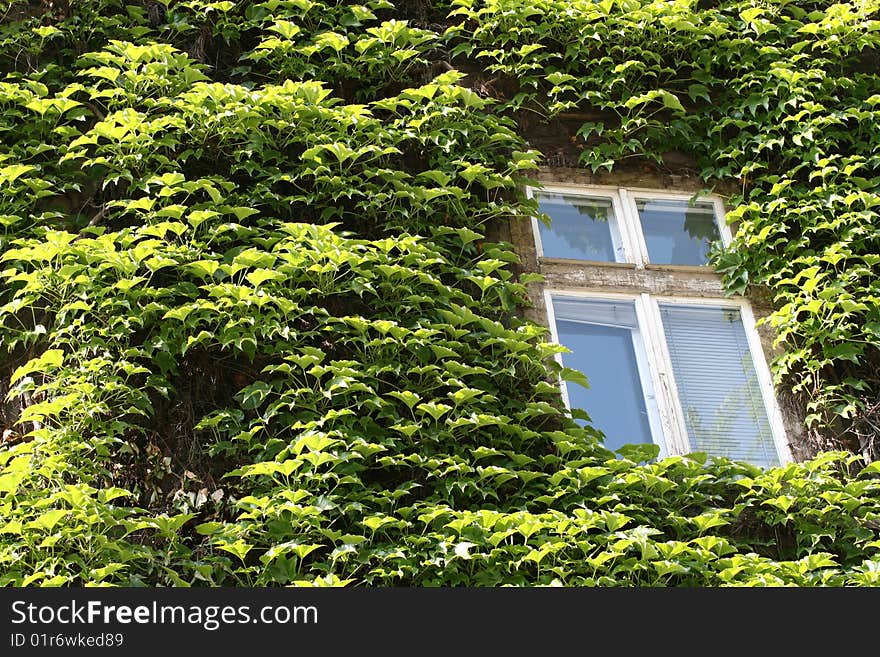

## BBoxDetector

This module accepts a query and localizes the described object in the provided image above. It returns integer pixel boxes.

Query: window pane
[551,297,655,452]
[659,304,779,467]
[636,198,720,266]
[537,194,621,262]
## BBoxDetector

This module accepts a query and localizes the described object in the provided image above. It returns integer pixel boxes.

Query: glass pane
[636,198,720,266]
[660,304,779,468]
[551,297,655,452]
[536,193,620,262]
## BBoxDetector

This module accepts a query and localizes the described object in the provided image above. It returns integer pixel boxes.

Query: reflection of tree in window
[537,194,617,262]
[636,199,720,265]
[682,373,777,468]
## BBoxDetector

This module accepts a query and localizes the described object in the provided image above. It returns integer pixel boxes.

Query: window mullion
[618,188,649,267]
[608,192,631,264]
[631,296,668,458]
[712,196,734,249]
[637,293,690,456]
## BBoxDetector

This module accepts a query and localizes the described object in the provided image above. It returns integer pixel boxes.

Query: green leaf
[417,401,452,421]
[389,390,420,409]
[216,539,254,563]
[739,8,764,22]
[236,381,272,410]
[0,164,36,183]
[27,509,68,532]
[615,443,660,463]
[269,20,301,39]
[246,269,283,287]
[764,495,796,513]
[261,541,321,564]
[559,367,588,389]
[10,349,64,384]
[0,456,31,495]
[187,209,220,229]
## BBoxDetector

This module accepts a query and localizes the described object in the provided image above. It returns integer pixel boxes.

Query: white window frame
[545,289,670,458]
[529,184,733,268]
[544,287,793,465]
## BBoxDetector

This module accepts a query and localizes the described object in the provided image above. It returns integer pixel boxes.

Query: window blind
[552,297,638,329]
[659,304,778,467]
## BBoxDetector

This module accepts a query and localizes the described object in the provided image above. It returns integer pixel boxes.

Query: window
[531,186,731,267]
[531,185,791,467]
[533,193,626,262]
[550,297,661,454]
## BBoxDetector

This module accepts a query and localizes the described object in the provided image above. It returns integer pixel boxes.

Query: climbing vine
[0,0,878,586]
[446,0,880,458]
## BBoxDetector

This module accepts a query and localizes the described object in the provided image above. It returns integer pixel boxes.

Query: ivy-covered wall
[446,0,880,462]
[0,0,878,586]
[501,163,816,462]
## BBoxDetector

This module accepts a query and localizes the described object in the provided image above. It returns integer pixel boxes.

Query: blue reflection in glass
[552,297,653,452]
[636,198,720,265]
[537,194,619,262]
